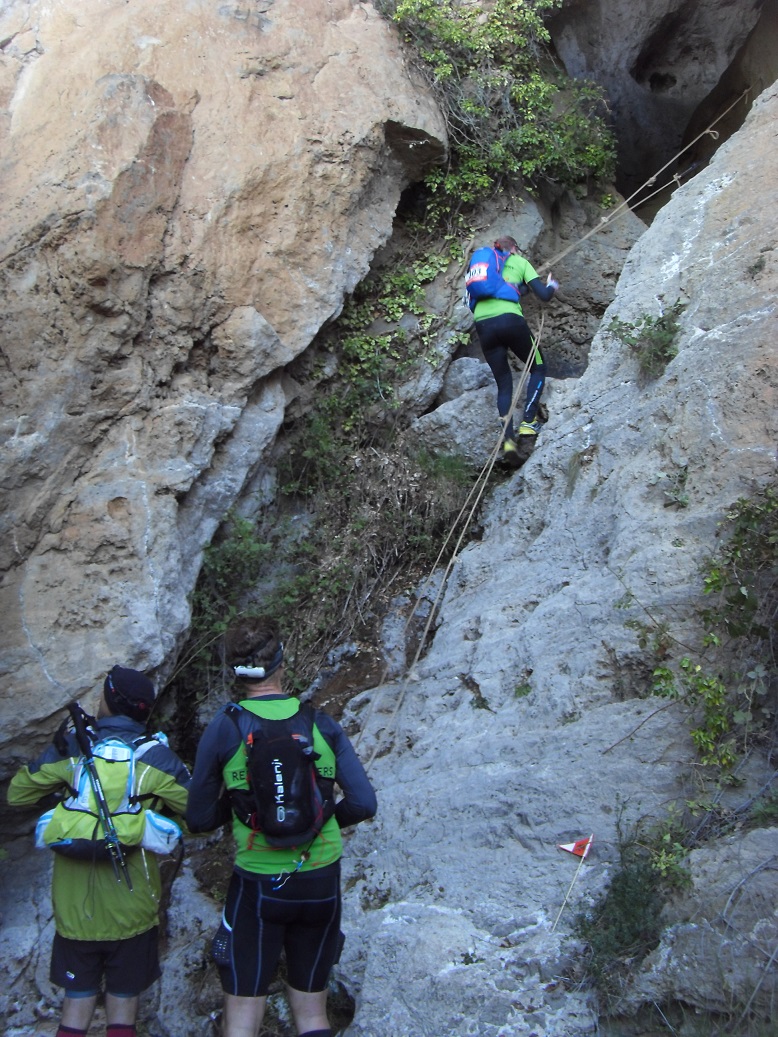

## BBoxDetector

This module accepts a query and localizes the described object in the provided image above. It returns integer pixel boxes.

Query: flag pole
[551,835,592,933]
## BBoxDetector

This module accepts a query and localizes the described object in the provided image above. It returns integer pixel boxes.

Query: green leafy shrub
[173,431,480,702]
[164,516,274,756]
[702,485,778,645]
[609,299,685,379]
[575,804,697,1007]
[377,0,616,212]
[620,482,777,774]
[748,789,778,827]
[575,830,665,1002]
[305,240,462,434]
[651,658,737,769]
[271,431,479,679]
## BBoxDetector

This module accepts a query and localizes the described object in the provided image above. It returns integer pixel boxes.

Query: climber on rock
[465,235,559,466]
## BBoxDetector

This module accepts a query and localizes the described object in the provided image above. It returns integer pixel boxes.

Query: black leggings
[475,313,545,435]
[219,862,342,997]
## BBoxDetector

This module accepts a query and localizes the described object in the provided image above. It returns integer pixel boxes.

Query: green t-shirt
[472,253,540,320]
[225,697,343,874]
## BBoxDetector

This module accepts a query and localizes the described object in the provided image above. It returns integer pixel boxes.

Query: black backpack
[226,702,335,848]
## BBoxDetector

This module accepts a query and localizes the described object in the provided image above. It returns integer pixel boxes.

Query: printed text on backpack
[465,246,521,311]
[227,702,335,848]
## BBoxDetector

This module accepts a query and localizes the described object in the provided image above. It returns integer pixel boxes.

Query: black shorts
[217,862,342,997]
[50,927,161,997]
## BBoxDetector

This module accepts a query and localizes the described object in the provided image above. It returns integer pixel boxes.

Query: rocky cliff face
[0,0,445,762]
[1,1,777,1035]
[339,81,777,1036]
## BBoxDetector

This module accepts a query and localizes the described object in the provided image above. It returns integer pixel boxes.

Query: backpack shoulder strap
[226,701,310,734]
[296,701,315,734]
[130,732,166,760]
[225,702,253,743]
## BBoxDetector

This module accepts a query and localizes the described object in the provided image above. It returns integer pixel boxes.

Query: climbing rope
[356,314,545,765]
[538,87,750,275]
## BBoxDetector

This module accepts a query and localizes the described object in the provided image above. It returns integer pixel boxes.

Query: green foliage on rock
[176,433,479,701]
[608,299,685,379]
[575,817,667,1004]
[589,486,778,1026]
[312,240,464,433]
[622,482,777,775]
[176,515,273,700]
[377,0,616,210]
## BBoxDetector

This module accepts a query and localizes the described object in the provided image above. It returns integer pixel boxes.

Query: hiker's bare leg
[222,992,267,1037]
[287,986,329,1035]
[61,993,98,1030]
[105,992,140,1025]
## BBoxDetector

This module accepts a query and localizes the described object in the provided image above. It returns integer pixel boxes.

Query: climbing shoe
[518,419,543,436]
[501,438,522,467]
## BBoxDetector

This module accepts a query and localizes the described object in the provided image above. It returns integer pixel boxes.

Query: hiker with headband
[466,234,559,466]
[7,665,190,1037]
[186,615,377,1037]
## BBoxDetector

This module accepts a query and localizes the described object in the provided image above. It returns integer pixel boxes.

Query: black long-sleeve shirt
[185,694,376,873]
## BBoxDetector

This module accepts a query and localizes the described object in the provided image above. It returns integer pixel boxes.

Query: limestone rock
[547,0,768,197]
[0,0,446,768]
[626,827,778,1018]
[2,3,777,1034]
[338,81,778,1035]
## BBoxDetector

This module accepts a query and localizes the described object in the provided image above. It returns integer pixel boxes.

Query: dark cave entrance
[618,0,778,214]
[546,0,778,218]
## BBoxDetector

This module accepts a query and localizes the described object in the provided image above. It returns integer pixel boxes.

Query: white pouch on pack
[141,810,183,854]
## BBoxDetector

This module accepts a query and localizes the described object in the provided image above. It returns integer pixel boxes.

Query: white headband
[232,643,284,681]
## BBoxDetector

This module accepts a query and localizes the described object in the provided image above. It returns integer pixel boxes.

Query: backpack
[464,246,521,312]
[226,702,335,848]
[35,731,183,860]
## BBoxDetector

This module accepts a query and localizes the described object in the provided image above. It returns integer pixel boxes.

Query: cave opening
[616,0,778,215]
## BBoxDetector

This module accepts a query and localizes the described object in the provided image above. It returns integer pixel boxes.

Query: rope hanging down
[356,314,545,766]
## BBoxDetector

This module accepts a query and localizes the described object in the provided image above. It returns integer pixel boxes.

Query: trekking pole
[68,702,133,890]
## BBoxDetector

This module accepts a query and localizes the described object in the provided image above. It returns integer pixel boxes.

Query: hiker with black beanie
[8,666,190,1037]
[186,615,377,1037]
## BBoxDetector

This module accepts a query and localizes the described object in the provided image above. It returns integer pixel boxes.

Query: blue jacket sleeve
[526,276,556,302]
[184,711,238,833]
[315,712,377,828]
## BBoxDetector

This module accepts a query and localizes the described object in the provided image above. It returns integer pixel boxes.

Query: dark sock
[106,1026,137,1037]
[56,1027,87,1037]
[298,1030,332,1037]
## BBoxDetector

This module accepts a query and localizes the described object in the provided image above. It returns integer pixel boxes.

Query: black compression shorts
[50,926,161,997]
[217,861,342,997]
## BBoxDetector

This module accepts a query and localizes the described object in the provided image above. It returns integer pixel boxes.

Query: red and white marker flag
[558,834,593,859]
[551,835,594,931]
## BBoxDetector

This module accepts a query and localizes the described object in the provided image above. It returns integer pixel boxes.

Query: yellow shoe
[502,438,521,467]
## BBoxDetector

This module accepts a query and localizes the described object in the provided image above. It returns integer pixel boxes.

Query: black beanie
[103,665,156,722]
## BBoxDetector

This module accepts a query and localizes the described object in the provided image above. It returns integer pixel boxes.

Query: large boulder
[0,0,446,769]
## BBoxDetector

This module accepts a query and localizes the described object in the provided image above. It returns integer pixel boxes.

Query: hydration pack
[465,246,521,312]
[35,732,183,860]
[226,702,335,849]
